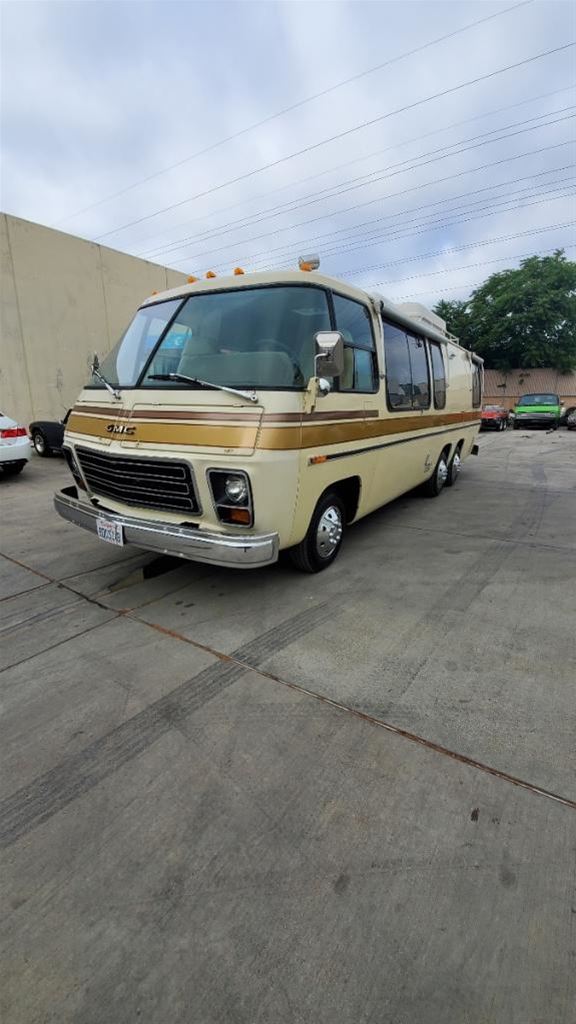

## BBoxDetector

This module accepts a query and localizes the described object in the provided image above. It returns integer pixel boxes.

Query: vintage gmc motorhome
[54,265,482,571]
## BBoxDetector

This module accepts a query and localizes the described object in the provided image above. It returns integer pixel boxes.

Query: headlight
[224,474,248,504]
[208,469,253,527]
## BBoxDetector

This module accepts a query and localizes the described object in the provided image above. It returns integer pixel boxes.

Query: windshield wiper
[148,372,258,404]
[90,354,121,400]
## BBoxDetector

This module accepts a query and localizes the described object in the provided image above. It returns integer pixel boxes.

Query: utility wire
[145,106,576,260]
[370,245,576,288]
[391,249,575,299]
[277,189,575,267]
[132,82,575,256]
[341,220,575,278]
[169,133,576,267]
[240,164,576,271]
[55,0,534,227]
[96,41,576,241]
[239,190,574,277]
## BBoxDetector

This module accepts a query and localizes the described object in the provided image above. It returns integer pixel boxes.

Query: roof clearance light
[187,275,198,283]
[233,267,245,275]
[299,254,320,271]
[206,270,217,279]
[151,290,158,295]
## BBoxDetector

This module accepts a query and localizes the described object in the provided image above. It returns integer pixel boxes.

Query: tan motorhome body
[55,270,482,570]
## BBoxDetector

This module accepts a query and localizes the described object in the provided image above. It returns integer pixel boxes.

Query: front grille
[76,447,200,515]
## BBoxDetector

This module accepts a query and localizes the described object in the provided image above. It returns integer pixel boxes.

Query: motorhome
[54,262,482,571]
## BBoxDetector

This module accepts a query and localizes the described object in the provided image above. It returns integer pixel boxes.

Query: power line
[238,190,574,277]
[391,249,575,300]
[173,138,576,269]
[131,82,575,256]
[147,107,576,262]
[341,221,575,278]
[96,41,576,242]
[371,245,576,288]
[240,163,576,271]
[243,171,576,271]
[55,0,534,227]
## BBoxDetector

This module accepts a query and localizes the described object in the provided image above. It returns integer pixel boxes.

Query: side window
[429,341,446,409]
[472,362,482,407]
[332,293,377,393]
[406,333,430,409]
[383,322,412,410]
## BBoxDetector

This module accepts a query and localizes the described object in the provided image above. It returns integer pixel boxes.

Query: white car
[0,411,31,477]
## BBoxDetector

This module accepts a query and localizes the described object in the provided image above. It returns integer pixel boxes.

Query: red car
[480,404,509,431]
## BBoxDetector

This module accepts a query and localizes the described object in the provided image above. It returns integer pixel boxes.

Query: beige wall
[0,214,188,423]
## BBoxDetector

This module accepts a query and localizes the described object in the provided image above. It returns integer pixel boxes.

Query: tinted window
[333,293,377,392]
[143,286,331,389]
[429,341,446,409]
[383,323,412,410]
[407,334,430,409]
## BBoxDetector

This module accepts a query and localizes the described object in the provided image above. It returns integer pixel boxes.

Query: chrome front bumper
[54,486,279,568]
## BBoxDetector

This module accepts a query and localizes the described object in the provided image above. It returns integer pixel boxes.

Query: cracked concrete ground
[1,429,575,1024]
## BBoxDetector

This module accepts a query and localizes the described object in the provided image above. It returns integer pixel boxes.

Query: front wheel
[289,492,345,573]
[423,451,449,497]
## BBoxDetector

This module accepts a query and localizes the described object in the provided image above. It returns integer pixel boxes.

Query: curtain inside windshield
[142,286,330,389]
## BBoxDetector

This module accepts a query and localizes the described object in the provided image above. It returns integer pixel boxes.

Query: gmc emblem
[106,424,136,435]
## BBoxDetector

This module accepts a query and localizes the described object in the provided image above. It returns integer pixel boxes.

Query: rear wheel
[423,451,449,498]
[289,492,345,573]
[32,431,50,456]
[445,446,462,487]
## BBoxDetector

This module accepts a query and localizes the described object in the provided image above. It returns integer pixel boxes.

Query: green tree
[433,251,576,371]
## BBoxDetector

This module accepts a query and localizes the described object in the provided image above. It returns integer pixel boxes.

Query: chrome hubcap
[437,458,448,485]
[452,453,461,477]
[34,435,44,453]
[316,506,343,558]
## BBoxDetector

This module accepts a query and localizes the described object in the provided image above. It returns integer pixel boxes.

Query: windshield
[88,300,182,388]
[142,285,330,390]
[518,393,559,405]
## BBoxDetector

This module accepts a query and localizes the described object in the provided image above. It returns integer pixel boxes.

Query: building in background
[1,214,188,423]
[484,369,576,410]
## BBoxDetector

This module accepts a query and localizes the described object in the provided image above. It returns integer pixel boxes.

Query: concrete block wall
[0,214,188,423]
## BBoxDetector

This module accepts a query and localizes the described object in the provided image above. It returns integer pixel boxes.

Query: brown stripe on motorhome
[72,405,377,424]
[67,411,479,450]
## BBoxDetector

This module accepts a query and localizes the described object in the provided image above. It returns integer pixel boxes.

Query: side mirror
[91,352,100,375]
[314,331,344,379]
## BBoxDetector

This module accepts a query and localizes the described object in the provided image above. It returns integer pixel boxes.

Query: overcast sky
[1,0,575,306]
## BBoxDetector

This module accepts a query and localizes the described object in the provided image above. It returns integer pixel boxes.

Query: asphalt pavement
[1,428,575,1024]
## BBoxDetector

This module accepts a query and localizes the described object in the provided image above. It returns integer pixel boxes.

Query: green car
[513,393,561,430]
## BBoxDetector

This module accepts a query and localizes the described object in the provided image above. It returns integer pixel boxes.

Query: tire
[498,420,503,431]
[513,422,519,430]
[1,461,26,477]
[32,431,50,456]
[423,450,449,497]
[445,446,462,487]
[289,491,346,573]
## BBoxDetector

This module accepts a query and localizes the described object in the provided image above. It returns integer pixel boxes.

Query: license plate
[96,517,124,546]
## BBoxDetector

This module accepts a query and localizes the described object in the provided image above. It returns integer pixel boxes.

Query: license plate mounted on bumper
[96,517,125,546]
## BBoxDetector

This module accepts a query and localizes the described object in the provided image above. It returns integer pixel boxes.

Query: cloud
[1,0,574,306]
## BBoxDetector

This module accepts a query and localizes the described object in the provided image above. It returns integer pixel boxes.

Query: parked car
[0,411,31,477]
[480,404,509,430]
[29,410,70,456]
[566,408,576,431]
[512,393,561,429]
